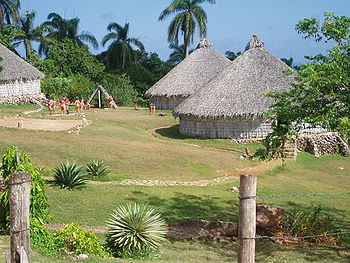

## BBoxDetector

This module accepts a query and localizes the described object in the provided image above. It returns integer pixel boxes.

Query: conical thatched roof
[173,35,295,118]
[0,43,44,82]
[144,38,231,98]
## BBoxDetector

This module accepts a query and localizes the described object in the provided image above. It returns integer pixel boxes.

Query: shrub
[106,203,166,258]
[54,223,106,256]
[31,218,58,255]
[86,160,109,178]
[286,205,339,243]
[52,161,87,190]
[0,146,50,229]
[41,76,71,99]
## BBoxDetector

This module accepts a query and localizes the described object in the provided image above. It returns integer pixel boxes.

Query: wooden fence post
[9,171,31,263]
[238,174,257,263]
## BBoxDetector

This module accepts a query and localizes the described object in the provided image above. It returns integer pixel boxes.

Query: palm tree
[159,0,216,57]
[281,57,293,67]
[168,43,194,64]
[5,10,48,58]
[42,12,98,51]
[0,0,20,31]
[102,22,144,69]
[225,50,242,61]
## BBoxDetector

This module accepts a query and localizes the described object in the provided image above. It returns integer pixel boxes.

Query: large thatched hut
[173,35,295,139]
[144,39,231,110]
[0,43,44,101]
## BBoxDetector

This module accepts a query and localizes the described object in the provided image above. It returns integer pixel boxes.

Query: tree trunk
[184,33,189,58]
[24,39,32,58]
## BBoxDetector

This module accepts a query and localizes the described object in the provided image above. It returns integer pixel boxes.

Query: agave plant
[85,160,108,177]
[52,161,87,190]
[106,203,166,256]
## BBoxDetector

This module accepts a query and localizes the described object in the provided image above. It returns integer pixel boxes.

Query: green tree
[159,0,216,57]
[258,12,350,160]
[225,50,241,61]
[168,43,194,64]
[29,38,105,81]
[0,0,20,31]
[101,22,144,69]
[5,10,48,58]
[41,12,98,54]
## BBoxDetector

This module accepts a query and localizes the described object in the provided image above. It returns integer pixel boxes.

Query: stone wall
[0,93,47,106]
[297,132,350,157]
[0,79,41,97]
[179,116,273,139]
[150,95,187,110]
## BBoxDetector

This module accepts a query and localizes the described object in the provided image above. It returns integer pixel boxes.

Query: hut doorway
[87,85,118,109]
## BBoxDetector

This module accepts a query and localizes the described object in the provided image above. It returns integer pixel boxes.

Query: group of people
[48,97,90,115]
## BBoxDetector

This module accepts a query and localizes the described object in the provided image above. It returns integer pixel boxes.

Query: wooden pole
[9,171,31,263]
[98,89,102,108]
[238,174,257,263]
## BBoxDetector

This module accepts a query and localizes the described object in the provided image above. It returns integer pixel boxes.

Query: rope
[240,231,350,240]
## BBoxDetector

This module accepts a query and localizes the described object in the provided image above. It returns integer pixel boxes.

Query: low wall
[297,132,350,157]
[150,96,187,110]
[0,79,41,97]
[0,93,47,106]
[179,116,273,139]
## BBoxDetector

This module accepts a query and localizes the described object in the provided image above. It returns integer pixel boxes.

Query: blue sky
[20,0,350,64]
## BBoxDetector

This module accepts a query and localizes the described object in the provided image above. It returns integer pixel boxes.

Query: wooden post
[9,171,31,263]
[238,174,257,263]
[98,89,102,108]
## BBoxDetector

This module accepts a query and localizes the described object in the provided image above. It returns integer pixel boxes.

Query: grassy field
[0,105,349,262]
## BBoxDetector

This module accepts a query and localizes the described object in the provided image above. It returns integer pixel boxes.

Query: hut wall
[179,116,273,139]
[150,96,187,110]
[0,79,41,98]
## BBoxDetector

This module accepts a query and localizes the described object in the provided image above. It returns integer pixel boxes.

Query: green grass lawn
[0,105,349,262]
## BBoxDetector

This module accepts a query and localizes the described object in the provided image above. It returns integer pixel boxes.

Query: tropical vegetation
[52,161,87,190]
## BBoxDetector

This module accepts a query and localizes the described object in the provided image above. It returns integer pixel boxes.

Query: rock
[77,254,88,260]
[256,203,285,230]
[17,120,24,129]
[230,186,239,192]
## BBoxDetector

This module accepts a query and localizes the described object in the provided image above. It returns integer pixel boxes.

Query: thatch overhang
[144,38,231,98]
[0,43,44,83]
[173,35,295,119]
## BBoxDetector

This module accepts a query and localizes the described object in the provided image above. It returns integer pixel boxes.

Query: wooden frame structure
[87,85,118,109]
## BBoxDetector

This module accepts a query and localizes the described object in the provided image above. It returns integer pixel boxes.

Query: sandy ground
[0,117,83,131]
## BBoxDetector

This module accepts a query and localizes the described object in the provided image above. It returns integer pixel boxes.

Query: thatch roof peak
[197,38,213,49]
[245,34,264,51]
[173,38,295,119]
[144,39,231,98]
[0,43,44,82]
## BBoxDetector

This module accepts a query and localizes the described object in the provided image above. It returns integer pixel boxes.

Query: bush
[86,160,109,178]
[54,223,106,256]
[0,146,50,229]
[31,218,58,255]
[106,203,166,258]
[286,205,339,243]
[52,161,87,190]
[41,76,71,99]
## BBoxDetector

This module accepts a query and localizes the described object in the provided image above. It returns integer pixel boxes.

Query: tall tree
[159,0,216,57]
[168,43,194,64]
[0,0,20,31]
[258,12,350,160]
[5,10,48,58]
[101,22,144,69]
[41,12,98,53]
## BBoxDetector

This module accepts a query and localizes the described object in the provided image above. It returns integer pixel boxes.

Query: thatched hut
[144,39,231,110]
[173,35,295,139]
[0,43,44,99]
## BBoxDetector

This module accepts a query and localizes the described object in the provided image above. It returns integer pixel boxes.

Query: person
[73,98,81,114]
[108,96,114,109]
[149,102,156,115]
[59,98,66,115]
[65,98,71,115]
[48,98,56,115]
[80,98,85,113]
[85,101,91,110]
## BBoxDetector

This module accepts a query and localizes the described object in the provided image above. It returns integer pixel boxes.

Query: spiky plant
[52,161,87,190]
[106,203,166,257]
[86,160,108,177]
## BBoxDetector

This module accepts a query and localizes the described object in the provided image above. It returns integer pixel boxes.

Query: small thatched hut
[173,35,295,139]
[0,43,44,99]
[144,39,231,110]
